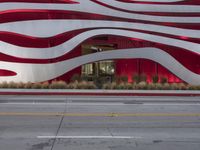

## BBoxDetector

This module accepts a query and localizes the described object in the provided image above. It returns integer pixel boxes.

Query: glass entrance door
[81,44,116,80]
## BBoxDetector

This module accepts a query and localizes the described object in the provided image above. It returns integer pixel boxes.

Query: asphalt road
[0,95,200,150]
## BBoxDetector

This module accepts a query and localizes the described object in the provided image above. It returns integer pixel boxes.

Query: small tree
[132,73,147,83]
[120,75,128,83]
[132,74,140,84]
[160,76,168,84]
[152,74,159,83]
[140,74,147,82]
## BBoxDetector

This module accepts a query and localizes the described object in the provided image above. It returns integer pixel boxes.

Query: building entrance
[81,44,115,82]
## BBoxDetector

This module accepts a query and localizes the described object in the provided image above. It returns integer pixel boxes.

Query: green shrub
[170,83,179,90]
[49,81,67,89]
[87,81,97,89]
[17,82,25,89]
[76,81,96,89]
[116,82,126,90]
[195,85,200,90]
[77,81,88,89]
[113,76,120,83]
[132,74,140,84]
[132,83,137,90]
[24,82,32,89]
[162,83,170,90]
[8,81,18,88]
[177,83,187,90]
[92,76,102,88]
[68,81,78,89]
[152,75,159,83]
[76,81,84,89]
[136,81,148,90]
[147,83,156,90]
[41,82,49,89]
[102,83,112,89]
[0,81,9,88]
[155,83,162,90]
[110,82,117,89]
[120,75,128,83]
[188,85,198,90]
[70,74,80,82]
[160,76,168,84]
[125,83,133,90]
[132,74,147,83]
[32,83,42,89]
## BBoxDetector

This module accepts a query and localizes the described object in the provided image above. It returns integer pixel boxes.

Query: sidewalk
[0,89,200,96]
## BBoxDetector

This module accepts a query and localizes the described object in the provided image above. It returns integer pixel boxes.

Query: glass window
[81,44,116,76]
[82,63,93,75]
[82,61,115,76]
[99,60,115,75]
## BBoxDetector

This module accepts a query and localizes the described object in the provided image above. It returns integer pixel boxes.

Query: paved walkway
[0,89,200,96]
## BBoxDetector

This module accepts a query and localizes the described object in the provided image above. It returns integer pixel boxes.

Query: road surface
[0,95,200,150]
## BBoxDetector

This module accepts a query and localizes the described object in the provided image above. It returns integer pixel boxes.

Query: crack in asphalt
[50,98,68,150]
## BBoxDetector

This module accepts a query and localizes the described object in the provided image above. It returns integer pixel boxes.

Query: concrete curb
[0,89,200,96]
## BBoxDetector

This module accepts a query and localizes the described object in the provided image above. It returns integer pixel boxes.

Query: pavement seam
[50,99,67,150]
[107,127,114,137]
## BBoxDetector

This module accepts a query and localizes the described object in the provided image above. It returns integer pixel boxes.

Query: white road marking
[67,103,200,106]
[0,97,67,100]
[0,103,66,105]
[37,136,142,139]
[142,103,200,106]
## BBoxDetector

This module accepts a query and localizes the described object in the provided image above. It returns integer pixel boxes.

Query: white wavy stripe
[129,0,185,2]
[0,48,200,85]
[0,29,200,59]
[101,0,200,12]
[1,20,200,38]
[1,1,200,23]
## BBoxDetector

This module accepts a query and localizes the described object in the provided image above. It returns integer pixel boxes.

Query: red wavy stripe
[51,57,184,83]
[91,0,200,16]
[0,69,17,76]
[116,0,200,5]
[0,29,90,48]
[1,26,200,49]
[0,35,200,75]
[1,10,200,30]
[0,0,78,4]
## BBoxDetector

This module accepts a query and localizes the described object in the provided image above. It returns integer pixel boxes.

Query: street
[0,95,200,150]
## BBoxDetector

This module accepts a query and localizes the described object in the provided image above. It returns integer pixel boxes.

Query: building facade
[0,0,200,85]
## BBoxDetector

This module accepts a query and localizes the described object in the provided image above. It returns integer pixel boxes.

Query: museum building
[0,0,200,85]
